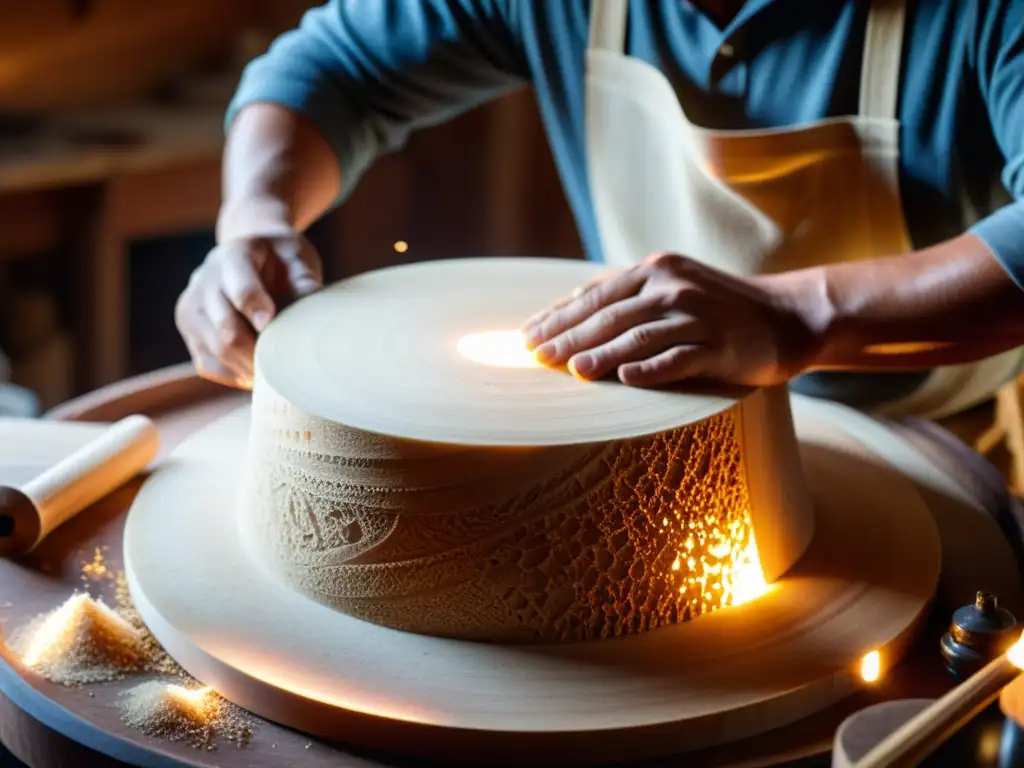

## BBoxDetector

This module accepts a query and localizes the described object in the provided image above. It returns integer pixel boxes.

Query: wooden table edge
[43,363,233,423]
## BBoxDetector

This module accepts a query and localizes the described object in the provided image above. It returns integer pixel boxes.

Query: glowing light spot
[864,341,952,355]
[1008,634,1024,669]
[724,538,770,606]
[20,592,145,676]
[457,330,540,368]
[81,547,110,581]
[658,505,770,616]
[163,685,216,718]
[393,240,409,253]
[860,650,881,683]
[708,541,731,559]
[22,594,92,667]
[978,725,1003,763]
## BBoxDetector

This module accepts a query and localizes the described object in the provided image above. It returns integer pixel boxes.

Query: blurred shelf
[0,79,229,394]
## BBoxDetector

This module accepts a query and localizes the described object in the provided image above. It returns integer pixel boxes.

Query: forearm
[799,234,1024,370]
[217,0,524,245]
[216,103,341,242]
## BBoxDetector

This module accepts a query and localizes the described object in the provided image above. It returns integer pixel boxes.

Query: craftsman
[175,0,1024,420]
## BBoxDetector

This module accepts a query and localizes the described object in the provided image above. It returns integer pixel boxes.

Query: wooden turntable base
[0,366,1020,768]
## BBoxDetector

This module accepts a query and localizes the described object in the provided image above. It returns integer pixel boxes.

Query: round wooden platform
[0,364,1021,768]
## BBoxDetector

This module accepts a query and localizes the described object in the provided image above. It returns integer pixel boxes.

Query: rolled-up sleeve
[968,1,1024,289]
[226,0,528,203]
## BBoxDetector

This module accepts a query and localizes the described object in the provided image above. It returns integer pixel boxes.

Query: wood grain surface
[0,365,1019,767]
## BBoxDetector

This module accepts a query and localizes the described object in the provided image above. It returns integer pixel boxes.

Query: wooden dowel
[0,414,159,556]
[856,652,1022,768]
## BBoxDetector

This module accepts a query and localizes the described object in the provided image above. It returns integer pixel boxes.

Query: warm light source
[456,330,540,368]
[860,650,882,683]
[393,240,409,253]
[723,530,770,606]
[1008,634,1024,669]
[863,341,954,355]
[162,684,216,718]
[22,594,89,667]
[855,633,1024,767]
[977,723,1003,763]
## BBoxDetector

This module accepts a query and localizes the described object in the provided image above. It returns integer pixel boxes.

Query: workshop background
[1,5,1023,767]
[0,0,581,418]
[0,1,1016,474]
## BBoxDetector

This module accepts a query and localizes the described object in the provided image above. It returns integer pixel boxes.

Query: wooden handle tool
[854,647,1023,768]
[0,415,159,556]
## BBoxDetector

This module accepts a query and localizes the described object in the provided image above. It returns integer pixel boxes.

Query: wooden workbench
[0,365,1020,767]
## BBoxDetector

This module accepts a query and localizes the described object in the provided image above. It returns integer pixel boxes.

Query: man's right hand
[175,232,323,390]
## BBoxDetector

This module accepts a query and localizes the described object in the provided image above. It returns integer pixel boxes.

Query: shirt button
[719,42,735,58]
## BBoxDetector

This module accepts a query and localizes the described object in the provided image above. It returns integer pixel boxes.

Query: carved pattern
[241,382,758,644]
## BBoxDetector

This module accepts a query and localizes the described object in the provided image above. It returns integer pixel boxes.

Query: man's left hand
[522,252,830,388]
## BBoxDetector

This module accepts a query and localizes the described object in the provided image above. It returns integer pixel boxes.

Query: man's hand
[174,233,323,389]
[522,253,830,388]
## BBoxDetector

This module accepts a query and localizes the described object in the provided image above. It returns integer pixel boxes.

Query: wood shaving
[81,547,111,581]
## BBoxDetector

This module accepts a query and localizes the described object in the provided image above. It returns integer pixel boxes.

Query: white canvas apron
[584,0,1024,420]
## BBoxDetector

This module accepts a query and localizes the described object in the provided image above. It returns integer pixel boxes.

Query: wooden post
[974,375,1024,493]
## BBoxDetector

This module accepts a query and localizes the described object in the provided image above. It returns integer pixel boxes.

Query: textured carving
[241,380,765,644]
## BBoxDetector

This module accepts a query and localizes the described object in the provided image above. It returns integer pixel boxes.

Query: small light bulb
[860,650,881,683]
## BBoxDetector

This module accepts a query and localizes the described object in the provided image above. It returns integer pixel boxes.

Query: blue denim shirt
[227,0,1024,407]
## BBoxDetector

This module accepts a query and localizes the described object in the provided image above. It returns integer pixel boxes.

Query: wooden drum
[122,258,947,763]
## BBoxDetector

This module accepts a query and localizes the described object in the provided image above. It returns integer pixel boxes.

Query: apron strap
[588,0,628,53]
[859,0,907,119]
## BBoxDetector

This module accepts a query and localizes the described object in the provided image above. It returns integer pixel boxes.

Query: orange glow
[245,663,443,723]
[163,684,216,717]
[1007,634,1024,669]
[863,341,953,355]
[860,650,882,682]
[668,516,772,613]
[727,534,771,606]
[456,330,540,369]
[22,593,140,668]
[393,241,409,253]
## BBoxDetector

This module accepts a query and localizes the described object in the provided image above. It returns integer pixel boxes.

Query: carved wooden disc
[256,257,740,446]
[123,396,941,764]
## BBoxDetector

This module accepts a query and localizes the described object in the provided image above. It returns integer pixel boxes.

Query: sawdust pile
[10,571,255,750]
[113,571,255,747]
[119,680,253,751]
[10,593,149,684]
[113,570,184,677]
